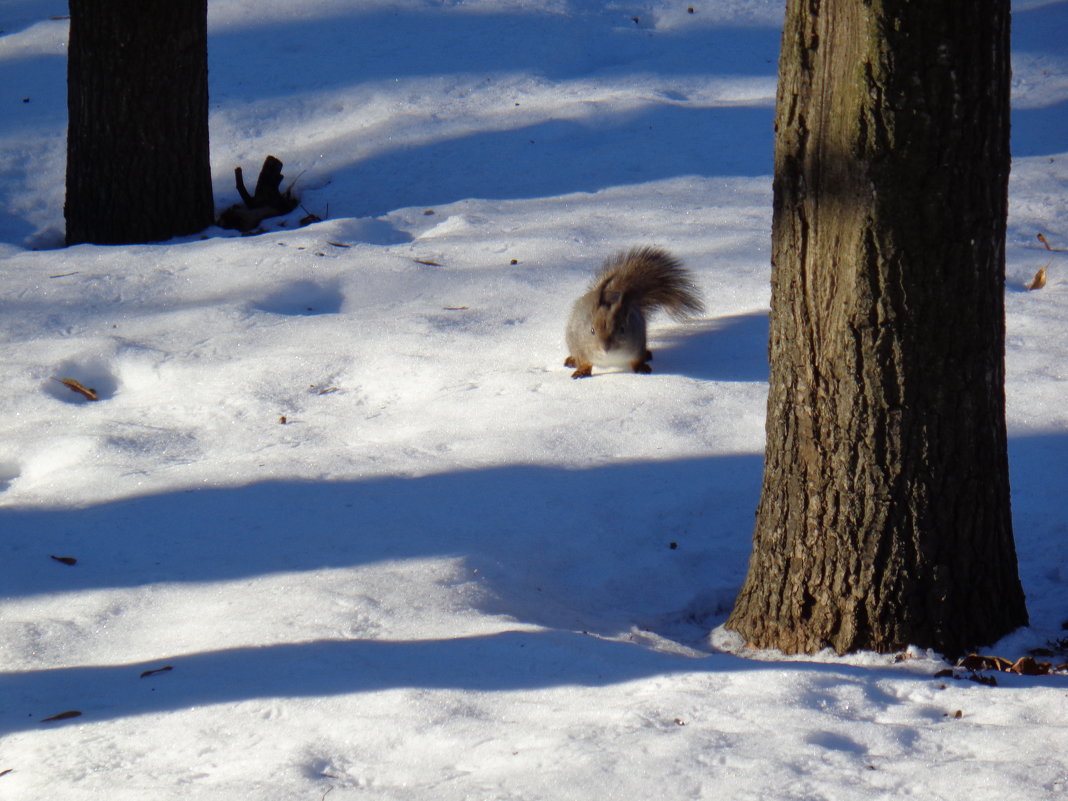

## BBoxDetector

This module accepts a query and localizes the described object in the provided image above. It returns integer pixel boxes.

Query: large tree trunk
[65,0,214,245]
[726,0,1027,658]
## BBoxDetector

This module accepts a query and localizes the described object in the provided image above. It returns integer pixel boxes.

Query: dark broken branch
[219,155,300,232]
[252,155,288,208]
[234,166,254,207]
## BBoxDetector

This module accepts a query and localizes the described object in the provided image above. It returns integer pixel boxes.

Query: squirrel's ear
[598,288,623,308]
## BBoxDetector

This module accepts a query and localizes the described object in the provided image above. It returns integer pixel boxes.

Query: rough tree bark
[65,0,214,245]
[726,0,1028,657]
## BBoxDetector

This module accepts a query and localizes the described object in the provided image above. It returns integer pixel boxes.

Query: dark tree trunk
[65,0,214,245]
[726,0,1027,658]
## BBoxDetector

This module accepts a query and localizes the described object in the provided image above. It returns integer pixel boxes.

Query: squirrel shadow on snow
[651,311,769,383]
[582,309,768,382]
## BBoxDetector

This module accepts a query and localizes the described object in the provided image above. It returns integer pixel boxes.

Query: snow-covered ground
[1,1,1066,799]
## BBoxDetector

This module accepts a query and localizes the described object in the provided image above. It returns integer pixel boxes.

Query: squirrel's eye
[589,326,596,335]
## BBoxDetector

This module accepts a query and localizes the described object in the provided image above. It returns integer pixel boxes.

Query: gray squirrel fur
[564,247,704,379]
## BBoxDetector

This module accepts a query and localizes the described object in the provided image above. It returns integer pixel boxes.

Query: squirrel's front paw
[564,355,577,368]
[631,360,652,374]
[570,364,593,379]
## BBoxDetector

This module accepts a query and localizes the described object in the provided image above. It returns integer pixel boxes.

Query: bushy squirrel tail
[592,246,704,320]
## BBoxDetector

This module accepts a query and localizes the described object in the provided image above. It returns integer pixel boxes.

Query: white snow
[1,1,1067,799]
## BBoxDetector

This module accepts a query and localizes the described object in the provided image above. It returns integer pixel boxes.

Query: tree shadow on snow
[209,8,782,103]
[0,628,932,736]
[1,433,1065,733]
[0,456,760,609]
[318,105,775,220]
[0,454,765,732]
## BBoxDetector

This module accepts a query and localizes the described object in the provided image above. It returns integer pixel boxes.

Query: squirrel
[564,246,704,379]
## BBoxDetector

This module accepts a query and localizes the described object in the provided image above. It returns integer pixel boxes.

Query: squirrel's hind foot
[570,362,593,379]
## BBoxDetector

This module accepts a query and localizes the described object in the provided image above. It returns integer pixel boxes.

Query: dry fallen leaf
[1010,656,1050,676]
[958,654,1012,672]
[50,555,77,566]
[957,652,1062,678]
[1026,264,1048,291]
[140,665,174,679]
[55,377,99,401]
